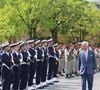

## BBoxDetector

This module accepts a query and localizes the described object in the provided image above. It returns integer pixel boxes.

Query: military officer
[41,39,48,86]
[47,38,56,84]
[19,42,30,90]
[64,45,71,78]
[27,40,36,90]
[53,43,59,82]
[35,40,44,89]
[10,43,21,90]
[58,45,65,76]
[1,43,13,90]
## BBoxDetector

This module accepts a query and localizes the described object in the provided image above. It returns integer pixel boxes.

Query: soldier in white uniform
[64,45,71,78]
[71,47,78,75]
[98,48,100,71]
[69,46,75,78]
[94,48,100,71]
[58,45,65,76]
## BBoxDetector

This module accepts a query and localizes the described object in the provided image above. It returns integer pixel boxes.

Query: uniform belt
[49,56,58,60]
[21,62,30,65]
[49,55,54,58]
[13,64,20,67]
[2,63,11,70]
[36,59,43,61]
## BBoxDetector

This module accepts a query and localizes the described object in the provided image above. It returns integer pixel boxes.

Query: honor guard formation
[0,39,100,90]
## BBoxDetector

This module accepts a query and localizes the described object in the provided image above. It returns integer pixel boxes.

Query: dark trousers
[0,65,2,76]
[0,61,2,76]
[28,62,36,86]
[53,60,59,77]
[13,65,20,90]
[48,57,55,80]
[2,66,13,90]
[81,74,94,90]
[36,61,43,85]
[41,60,48,82]
[19,64,29,90]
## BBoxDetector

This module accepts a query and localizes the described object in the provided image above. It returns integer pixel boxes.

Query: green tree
[9,0,47,39]
[0,0,99,44]
[40,0,100,43]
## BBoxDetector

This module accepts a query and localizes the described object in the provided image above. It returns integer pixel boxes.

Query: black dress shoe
[70,74,74,78]
[54,80,59,83]
[44,84,49,87]
[60,73,64,76]
[31,89,36,90]
[38,86,44,89]
[49,82,54,85]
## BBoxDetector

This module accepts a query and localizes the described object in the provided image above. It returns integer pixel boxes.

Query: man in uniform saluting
[1,43,13,90]
[47,38,56,84]
[35,40,44,89]
[19,41,30,90]
[53,43,59,82]
[41,39,48,87]
[27,40,36,90]
[10,42,21,90]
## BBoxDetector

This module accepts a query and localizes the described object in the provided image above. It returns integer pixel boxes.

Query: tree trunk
[79,29,82,42]
[9,38,12,44]
[29,28,33,39]
[50,29,58,43]
[82,30,85,41]
[28,27,37,39]
[8,36,17,44]
[33,28,37,39]
[12,37,17,43]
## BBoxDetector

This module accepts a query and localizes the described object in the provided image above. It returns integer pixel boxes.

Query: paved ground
[0,72,100,90]
[41,72,100,90]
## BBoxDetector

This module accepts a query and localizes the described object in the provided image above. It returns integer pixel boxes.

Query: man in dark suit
[78,41,97,90]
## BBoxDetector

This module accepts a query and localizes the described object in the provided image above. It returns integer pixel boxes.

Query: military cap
[48,38,53,42]
[35,40,41,44]
[2,42,9,48]
[27,39,34,44]
[19,41,26,47]
[10,43,18,47]
[41,39,47,43]
[53,43,58,47]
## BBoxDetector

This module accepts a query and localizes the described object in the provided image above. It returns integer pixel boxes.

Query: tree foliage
[0,0,100,45]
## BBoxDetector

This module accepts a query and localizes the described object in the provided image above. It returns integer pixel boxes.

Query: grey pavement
[0,72,100,90]
[40,72,100,90]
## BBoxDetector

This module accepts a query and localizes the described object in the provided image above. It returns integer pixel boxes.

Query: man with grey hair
[78,41,97,90]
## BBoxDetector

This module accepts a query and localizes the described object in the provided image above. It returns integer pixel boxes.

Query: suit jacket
[78,49,97,75]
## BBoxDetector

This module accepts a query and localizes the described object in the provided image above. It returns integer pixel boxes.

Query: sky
[86,0,100,2]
